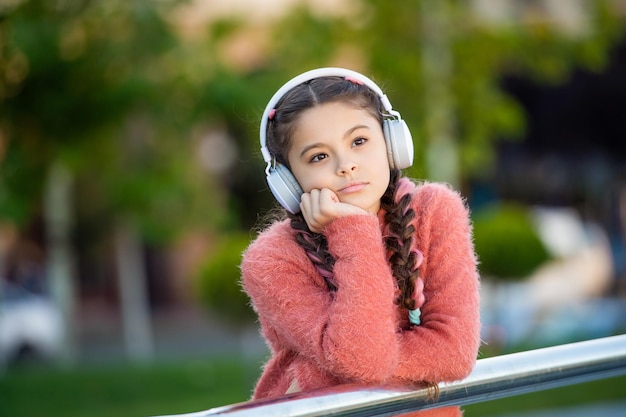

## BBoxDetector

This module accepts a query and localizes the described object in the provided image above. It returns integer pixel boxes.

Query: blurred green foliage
[2,0,624,231]
[0,0,624,308]
[473,203,551,280]
[291,0,626,181]
[195,233,255,322]
[0,0,225,241]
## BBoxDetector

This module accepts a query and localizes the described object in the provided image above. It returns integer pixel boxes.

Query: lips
[338,181,367,194]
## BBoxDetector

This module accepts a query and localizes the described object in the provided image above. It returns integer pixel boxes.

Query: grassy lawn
[0,357,259,417]
[463,374,626,416]
[1,357,624,417]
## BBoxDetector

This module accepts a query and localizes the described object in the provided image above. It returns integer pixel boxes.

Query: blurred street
[78,304,267,364]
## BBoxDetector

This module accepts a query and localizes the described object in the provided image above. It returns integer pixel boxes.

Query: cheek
[295,170,326,193]
[296,164,342,193]
[380,168,390,186]
[288,163,313,192]
[369,150,391,178]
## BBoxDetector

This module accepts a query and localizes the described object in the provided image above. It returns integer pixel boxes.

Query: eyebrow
[298,124,371,158]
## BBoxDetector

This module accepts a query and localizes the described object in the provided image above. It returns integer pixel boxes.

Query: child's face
[287,101,391,215]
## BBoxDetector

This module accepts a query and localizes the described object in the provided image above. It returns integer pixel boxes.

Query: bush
[472,203,551,281]
[195,233,256,323]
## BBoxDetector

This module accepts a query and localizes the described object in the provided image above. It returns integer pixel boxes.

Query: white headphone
[260,67,414,214]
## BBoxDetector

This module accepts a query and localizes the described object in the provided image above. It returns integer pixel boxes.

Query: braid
[288,212,338,292]
[381,169,420,310]
[383,170,438,396]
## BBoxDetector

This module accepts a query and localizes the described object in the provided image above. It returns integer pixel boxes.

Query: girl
[241,68,480,417]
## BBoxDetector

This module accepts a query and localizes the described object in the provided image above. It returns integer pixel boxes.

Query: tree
[0,0,225,363]
[184,0,625,239]
[359,0,624,185]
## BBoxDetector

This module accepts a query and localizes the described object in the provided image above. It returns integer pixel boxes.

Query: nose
[336,156,357,175]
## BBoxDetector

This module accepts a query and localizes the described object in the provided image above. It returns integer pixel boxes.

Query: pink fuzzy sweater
[241,178,480,417]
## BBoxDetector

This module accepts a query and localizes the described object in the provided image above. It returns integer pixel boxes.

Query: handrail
[155,334,626,417]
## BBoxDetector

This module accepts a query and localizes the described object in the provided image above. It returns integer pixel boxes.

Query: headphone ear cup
[266,164,303,214]
[383,119,414,170]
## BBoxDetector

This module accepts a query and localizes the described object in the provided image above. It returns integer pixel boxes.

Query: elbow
[440,336,480,382]
[431,351,476,383]
[451,349,478,380]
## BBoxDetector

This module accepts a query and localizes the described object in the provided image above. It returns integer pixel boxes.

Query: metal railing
[156,334,626,417]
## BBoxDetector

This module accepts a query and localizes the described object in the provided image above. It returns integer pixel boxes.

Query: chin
[354,201,379,214]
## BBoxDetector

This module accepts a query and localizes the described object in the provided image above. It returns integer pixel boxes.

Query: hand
[299,188,368,233]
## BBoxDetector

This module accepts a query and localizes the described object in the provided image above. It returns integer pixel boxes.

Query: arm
[394,184,481,383]
[241,216,400,383]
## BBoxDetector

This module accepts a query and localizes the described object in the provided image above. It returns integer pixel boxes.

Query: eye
[352,137,367,147]
[310,153,328,163]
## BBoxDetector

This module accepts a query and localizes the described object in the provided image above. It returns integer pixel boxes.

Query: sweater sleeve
[241,216,399,384]
[393,183,481,383]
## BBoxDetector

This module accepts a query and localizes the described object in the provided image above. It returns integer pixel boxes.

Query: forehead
[292,102,380,140]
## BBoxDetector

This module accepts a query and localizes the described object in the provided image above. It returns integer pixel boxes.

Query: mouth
[338,181,367,194]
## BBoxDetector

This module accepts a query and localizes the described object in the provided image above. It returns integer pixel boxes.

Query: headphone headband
[259,67,395,163]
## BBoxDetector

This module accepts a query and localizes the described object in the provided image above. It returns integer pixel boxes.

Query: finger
[299,192,311,215]
[300,192,323,233]
[318,188,338,214]
[309,188,322,216]
[320,188,338,203]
